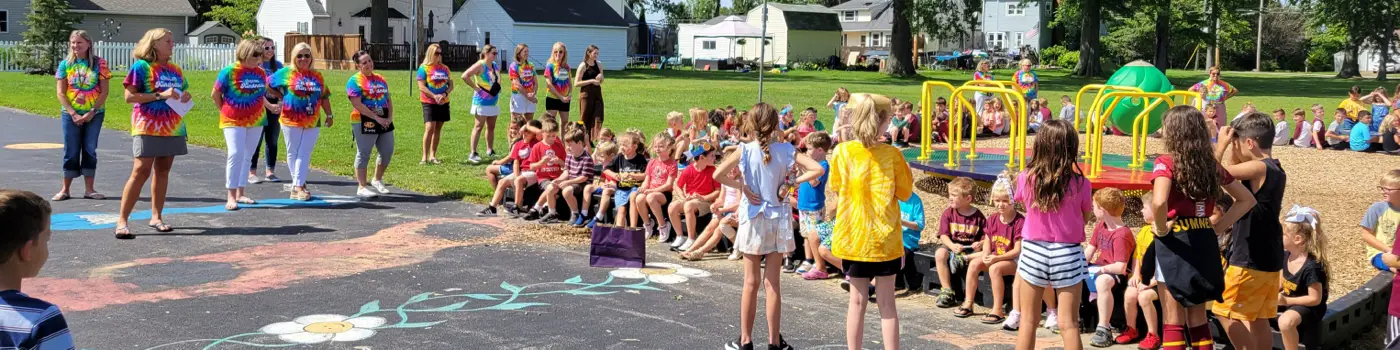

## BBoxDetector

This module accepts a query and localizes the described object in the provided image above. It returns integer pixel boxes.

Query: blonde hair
[948,177,976,198]
[1282,212,1329,278]
[291,42,315,68]
[1019,58,1032,67]
[689,108,707,125]
[1093,187,1126,217]
[666,111,685,125]
[234,38,263,63]
[514,43,529,64]
[845,93,894,146]
[1382,169,1400,187]
[651,131,675,157]
[480,44,496,61]
[66,30,96,63]
[1382,111,1400,134]
[420,43,442,66]
[599,127,616,140]
[594,141,619,160]
[132,28,173,62]
[550,42,568,68]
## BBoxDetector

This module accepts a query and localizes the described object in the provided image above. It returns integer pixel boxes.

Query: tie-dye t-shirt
[509,61,536,96]
[55,57,111,114]
[415,64,451,104]
[973,71,995,97]
[1191,79,1236,106]
[472,61,499,106]
[544,60,570,98]
[269,67,328,128]
[1015,70,1038,99]
[123,60,188,136]
[346,72,390,123]
[212,64,268,128]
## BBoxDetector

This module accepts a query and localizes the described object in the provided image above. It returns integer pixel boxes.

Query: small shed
[188,21,240,45]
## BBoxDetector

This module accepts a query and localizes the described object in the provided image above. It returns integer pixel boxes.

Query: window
[986,32,1006,50]
[1013,32,1024,48]
[1006,3,1025,16]
[871,33,883,47]
[358,25,366,38]
[203,34,236,45]
[484,32,491,45]
[843,11,856,21]
[702,40,716,50]
[296,22,308,33]
[0,10,8,33]
[859,35,866,47]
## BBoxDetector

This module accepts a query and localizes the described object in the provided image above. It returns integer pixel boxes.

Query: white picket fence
[0,41,236,72]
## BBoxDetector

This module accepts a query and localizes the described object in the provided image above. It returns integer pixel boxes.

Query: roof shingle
[66,0,197,17]
[495,0,628,28]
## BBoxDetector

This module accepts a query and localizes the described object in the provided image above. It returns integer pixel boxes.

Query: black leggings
[250,114,281,171]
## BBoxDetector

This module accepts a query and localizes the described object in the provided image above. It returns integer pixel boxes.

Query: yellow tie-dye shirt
[830,141,914,262]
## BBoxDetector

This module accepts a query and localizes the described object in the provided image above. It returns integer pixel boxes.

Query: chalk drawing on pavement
[4,142,63,150]
[50,196,361,231]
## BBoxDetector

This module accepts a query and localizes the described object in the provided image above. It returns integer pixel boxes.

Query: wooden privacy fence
[0,41,235,72]
[282,34,477,71]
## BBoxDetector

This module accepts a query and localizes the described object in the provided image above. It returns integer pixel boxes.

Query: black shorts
[844,257,902,278]
[422,103,451,122]
[545,97,569,112]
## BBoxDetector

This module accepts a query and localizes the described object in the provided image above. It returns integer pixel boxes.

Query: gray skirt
[132,135,188,158]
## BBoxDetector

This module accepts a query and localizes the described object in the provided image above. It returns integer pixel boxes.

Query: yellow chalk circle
[5,143,64,150]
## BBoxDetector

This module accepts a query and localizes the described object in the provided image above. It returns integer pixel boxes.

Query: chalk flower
[609,262,711,284]
[259,314,386,344]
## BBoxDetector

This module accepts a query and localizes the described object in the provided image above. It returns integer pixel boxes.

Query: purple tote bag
[589,224,646,268]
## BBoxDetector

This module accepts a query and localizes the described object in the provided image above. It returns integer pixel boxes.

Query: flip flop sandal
[51,192,70,201]
[148,222,174,233]
[236,197,257,205]
[981,313,1006,324]
[114,226,134,240]
[225,203,240,211]
[952,307,974,318]
[429,159,442,164]
[83,192,106,200]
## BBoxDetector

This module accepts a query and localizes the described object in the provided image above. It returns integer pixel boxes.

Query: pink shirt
[1013,173,1093,243]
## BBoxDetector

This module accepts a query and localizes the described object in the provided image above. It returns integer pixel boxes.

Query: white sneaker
[1044,311,1059,332]
[669,234,686,248]
[356,187,380,198]
[371,180,390,194]
[248,175,263,184]
[678,240,694,251]
[727,252,741,260]
[468,153,482,164]
[1002,310,1021,331]
[659,222,673,243]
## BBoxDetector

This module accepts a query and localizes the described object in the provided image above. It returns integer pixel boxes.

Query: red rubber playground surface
[902,147,1158,191]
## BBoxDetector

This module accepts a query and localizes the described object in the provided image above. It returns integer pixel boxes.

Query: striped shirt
[565,152,597,181]
[0,290,73,350]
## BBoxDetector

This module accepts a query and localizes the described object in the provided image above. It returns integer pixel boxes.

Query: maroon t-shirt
[677,165,718,197]
[1150,154,1235,219]
[984,213,1024,255]
[1088,222,1136,267]
[938,207,987,245]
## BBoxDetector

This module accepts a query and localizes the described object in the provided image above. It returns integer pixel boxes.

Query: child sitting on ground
[578,141,617,228]
[1350,111,1383,152]
[486,116,528,189]
[983,99,1008,137]
[1326,108,1354,150]
[1362,169,1400,273]
[887,102,916,147]
[791,108,824,146]
[935,177,987,308]
[1233,102,1257,122]
[596,132,648,228]
[1117,193,1161,348]
[932,97,951,143]
[1059,95,1078,124]
[521,121,567,220]
[667,140,720,251]
[956,173,1023,324]
[708,109,728,144]
[1086,188,1136,347]
[537,127,596,225]
[634,132,678,240]
[479,120,542,216]
[1037,97,1053,124]
[1272,109,1292,146]
[0,190,74,349]
[797,132,834,279]
[1277,205,1329,350]
[680,160,742,261]
[597,127,616,146]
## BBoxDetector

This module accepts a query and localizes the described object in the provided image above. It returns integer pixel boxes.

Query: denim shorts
[613,187,638,207]
[500,164,513,176]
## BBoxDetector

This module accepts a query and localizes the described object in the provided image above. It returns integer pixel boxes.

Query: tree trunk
[1154,0,1171,73]
[1382,14,1394,81]
[371,0,389,43]
[636,11,649,55]
[1204,0,1215,69]
[1073,0,1102,77]
[884,0,916,76]
[1339,39,1361,78]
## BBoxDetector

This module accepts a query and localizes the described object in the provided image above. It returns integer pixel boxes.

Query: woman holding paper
[346,50,395,198]
[114,28,193,239]
[269,42,334,201]
[211,38,275,210]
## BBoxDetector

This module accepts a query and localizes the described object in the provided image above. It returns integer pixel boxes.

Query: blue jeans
[60,110,103,179]
[250,113,280,171]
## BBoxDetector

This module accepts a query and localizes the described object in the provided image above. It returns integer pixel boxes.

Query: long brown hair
[66,30,96,63]
[585,45,599,64]
[513,43,529,64]
[743,103,780,163]
[479,44,496,61]
[1024,119,1082,211]
[1161,105,1222,202]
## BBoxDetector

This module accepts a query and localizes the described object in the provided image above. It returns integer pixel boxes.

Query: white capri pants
[281,126,320,187]
[353,127,395,169]
[223,126,262,189]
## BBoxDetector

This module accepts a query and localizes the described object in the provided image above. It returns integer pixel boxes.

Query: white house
[678,16,762,60]
[450,0,629,70]
[676,4,842,65]
[0,0,196,42]
[256,0,454,61]
[187,21,239,45]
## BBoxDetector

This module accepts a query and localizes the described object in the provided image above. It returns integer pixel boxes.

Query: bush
[1040,45,1069,67]
[1056,51,1080,70]
[788,59,825,71]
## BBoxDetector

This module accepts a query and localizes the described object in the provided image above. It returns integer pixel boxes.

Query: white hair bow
[1283,204,1320,230]
[992,170,1014,198]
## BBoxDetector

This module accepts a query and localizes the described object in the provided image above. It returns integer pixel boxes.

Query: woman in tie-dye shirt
[462,44,501,164]
[347,50,396,198]
[1189,66,1237,129]
[508,44,538,121]
[268,42,335,201]
[115,28,193,239]
[211,39,274,210]
[416,43,453,164]
[543,42,572,129]
[1014,59,1039,100]
[53,30,110,202]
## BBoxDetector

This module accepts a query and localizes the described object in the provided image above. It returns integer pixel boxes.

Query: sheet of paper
[166,89,194,117]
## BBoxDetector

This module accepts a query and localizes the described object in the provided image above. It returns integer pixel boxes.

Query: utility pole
[1204,0,1214,69]
[411,0,419,98]
[1253,0,1262,71]
[758,0,768,103]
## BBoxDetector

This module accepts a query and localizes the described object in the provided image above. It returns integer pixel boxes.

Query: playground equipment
[918,80,1029,171]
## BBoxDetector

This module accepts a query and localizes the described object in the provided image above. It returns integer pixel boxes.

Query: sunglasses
[296,54,312,59]
[434,52,442,56]
[251,51,261,58]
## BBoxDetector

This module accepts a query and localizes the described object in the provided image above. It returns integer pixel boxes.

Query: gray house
[980,0,1051,52]
[0,0,197,42]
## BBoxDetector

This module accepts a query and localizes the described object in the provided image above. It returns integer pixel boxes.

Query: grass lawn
[0,67,1372,202]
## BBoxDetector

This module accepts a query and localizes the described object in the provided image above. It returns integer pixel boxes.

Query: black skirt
[422,102,451,123]
[1154,216,1224,307]
[545,97,569,112]
[844,257,902,278]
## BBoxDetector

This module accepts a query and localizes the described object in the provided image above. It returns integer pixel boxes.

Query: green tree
[207,0,261,34]
[908,0,980,56]
[884,0,914,76]
[19,0,80,73]
[730,0,759,15]
[1303,0,1387,78]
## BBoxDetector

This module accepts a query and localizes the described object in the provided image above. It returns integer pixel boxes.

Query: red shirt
[528,140,567,180]
[677,165,718,196]
[1150,154,1235,218]
[510,139,539,171]
[643,158,678,190]
[1088,222,1135,267]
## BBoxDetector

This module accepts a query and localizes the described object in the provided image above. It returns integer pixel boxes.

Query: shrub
[1040,45,1069,67]
[1056,51,1080,70]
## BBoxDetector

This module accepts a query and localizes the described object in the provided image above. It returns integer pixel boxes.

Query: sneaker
[768,335,793,350]
[782,258,799,273]
[795,261,814,273]
[477,206,497,216]
[1044,311,1060,333]
[935,288,957,308]
[540,214,562,224]
[1137,332,1160,350]
[727,251,740,260]
[840,278,852,292]
[486,150,497,159]
[649,222,665,242]
[507,207,524,218]
[264,174,281,183]
[669,233,686,248]
[724,340,754,350]
[659,222,674,241]
[468,152,482,164]
[1090,326,1114,347]
[678,240,694,251]
[356,187,379,198]
[523,209,542,221]
[371,180,390,194]
[248,175,263,184]
[802,269,830,280]
[569,214,584,227]
[586,217,599,229]
[1002,310,1021,331]
[1115,326,1140,344]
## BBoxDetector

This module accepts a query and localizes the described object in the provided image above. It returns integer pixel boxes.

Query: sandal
[429,158,442,164]
[981,313,1006,324]
[952,307,974,318]
[83,192,105,200]
[225,202,240,211]
[51,192,70,201]
[236,197,256,205]
[114,226,134,239]
[148,221,174,233]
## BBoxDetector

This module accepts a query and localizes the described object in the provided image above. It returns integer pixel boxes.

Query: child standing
[1277,205,1329,350]
[797,132,833,279]
[897,190,926,291]
[1213,111,1289,350]
[479,119,541,216]
[1012,118,1096,350]
[579,141,618,228]
[1086,188,1136,348]
[935,177,987,309]
[1362,170,1400,273]
[1150,105,1256,350]
[1117,193,1162,349]
[0,190,75,349]
[828,93,912,350]
[539,127,596,225]
[958,175,1023,325]
[635,133,678,242]
[667,140,720,251]
[714,103,824,350]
